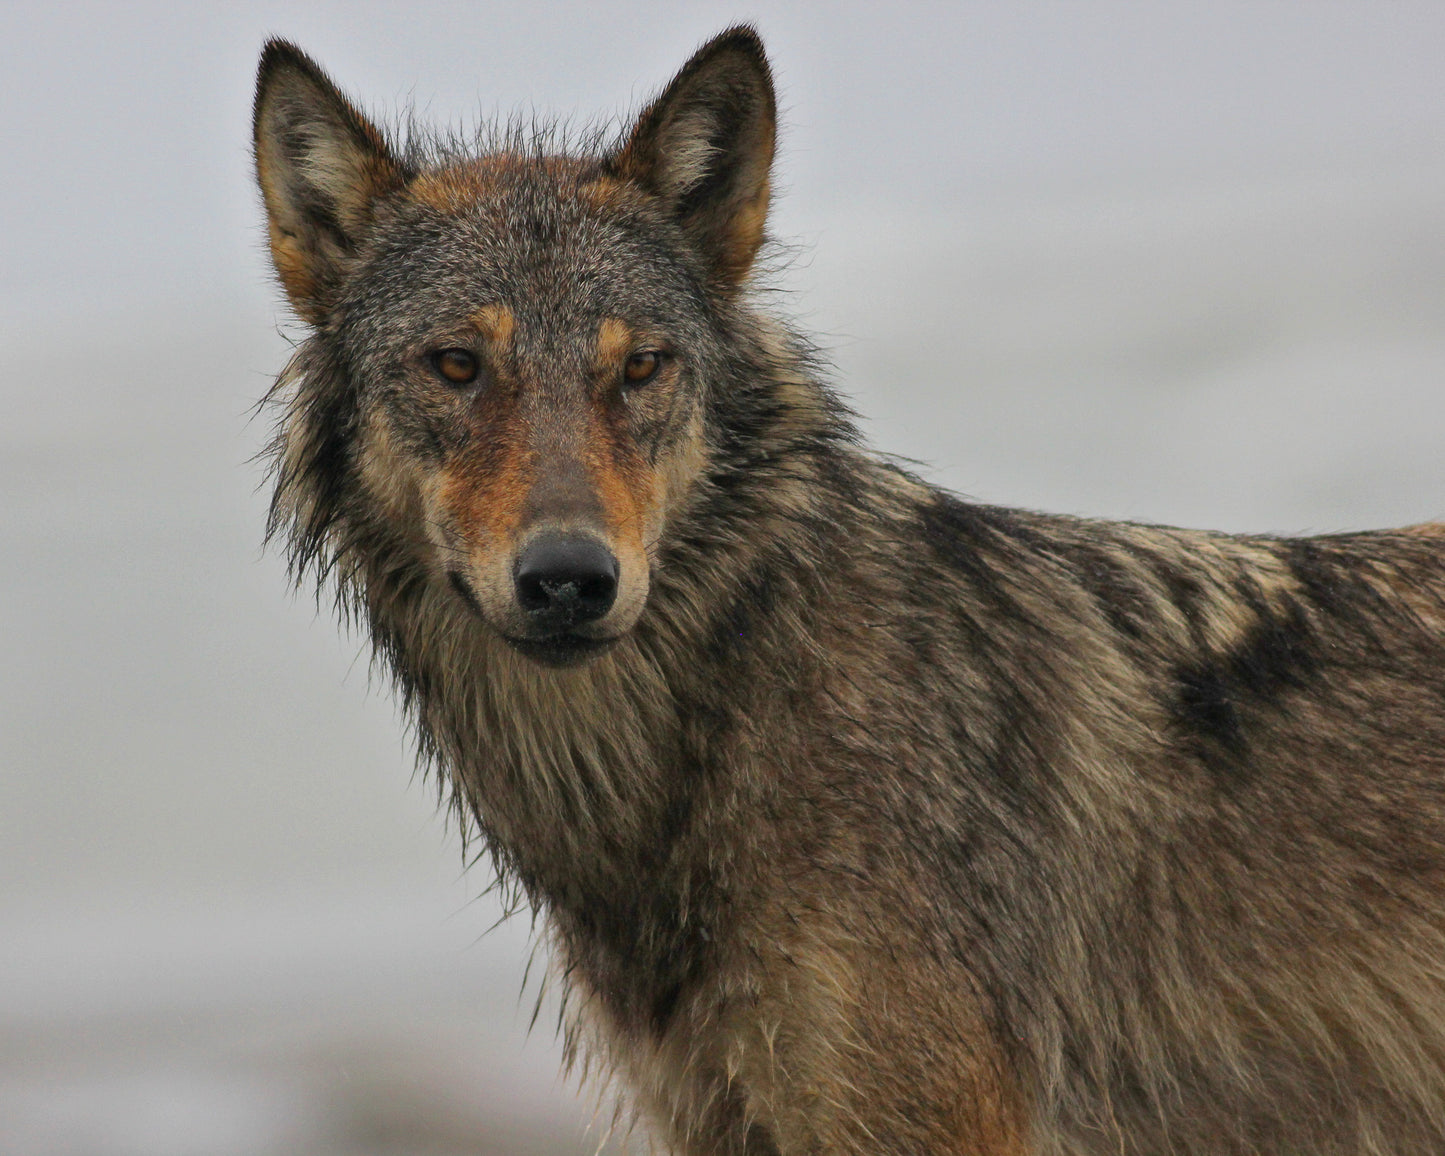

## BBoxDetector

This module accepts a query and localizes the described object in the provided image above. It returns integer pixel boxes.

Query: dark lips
[503,632,617,668]
[449,571,618,667]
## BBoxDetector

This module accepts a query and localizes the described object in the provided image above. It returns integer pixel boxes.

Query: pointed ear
[253,40,408,324]
[611,26,777,290]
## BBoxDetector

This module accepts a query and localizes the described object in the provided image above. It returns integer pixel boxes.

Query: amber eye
[430,348,480,386]
[623,350,665,387]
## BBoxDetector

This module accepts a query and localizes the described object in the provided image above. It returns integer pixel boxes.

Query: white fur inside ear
[298,128,372,212]
[657,107,721,199]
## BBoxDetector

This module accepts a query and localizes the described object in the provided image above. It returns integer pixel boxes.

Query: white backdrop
[3,3,1444,1152]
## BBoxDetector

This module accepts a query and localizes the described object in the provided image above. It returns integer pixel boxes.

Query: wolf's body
[253,27,1445,1154]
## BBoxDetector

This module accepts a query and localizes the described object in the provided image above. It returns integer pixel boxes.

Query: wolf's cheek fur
[649,408,710,529]
[354,406,435,541]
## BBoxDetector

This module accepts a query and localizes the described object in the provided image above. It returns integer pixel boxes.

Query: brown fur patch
[410,156,602,215]
[263,224,319,315]
[439,396,534,546]
[721,887,1031,1153]
[471,303,515,350]
[581,175,630,209]
[596,316,636,372]
[408,163,496,213]
[586,423,650,547]
[715,175,772,286]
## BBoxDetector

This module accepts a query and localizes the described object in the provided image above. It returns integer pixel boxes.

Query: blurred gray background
[3,2,1444,1152]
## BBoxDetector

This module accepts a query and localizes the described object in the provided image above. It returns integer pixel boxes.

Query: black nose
[514,535,619,629]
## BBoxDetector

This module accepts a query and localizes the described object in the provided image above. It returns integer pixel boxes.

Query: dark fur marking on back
[1172,600,1319,780]
[1288,538,1352,613]
[1051,539,1155,641]
[917,495,1035,623]
[1175,663,1244,760]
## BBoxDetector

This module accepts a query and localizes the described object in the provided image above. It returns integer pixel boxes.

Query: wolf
[253,25,1445,1155]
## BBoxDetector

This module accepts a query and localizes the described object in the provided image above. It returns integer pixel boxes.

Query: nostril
[515,569,552,613]
[572,570,616,609]
[514,536,620,626]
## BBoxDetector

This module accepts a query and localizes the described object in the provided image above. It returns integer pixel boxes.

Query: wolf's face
[335,164,714,667]
[255,31,775,666]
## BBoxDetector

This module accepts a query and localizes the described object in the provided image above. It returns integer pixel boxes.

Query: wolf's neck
[383,591,680,888]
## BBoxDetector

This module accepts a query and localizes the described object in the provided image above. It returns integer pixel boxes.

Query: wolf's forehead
[406,161,640,262]
[366,172,699,335]
[408,153,605,209]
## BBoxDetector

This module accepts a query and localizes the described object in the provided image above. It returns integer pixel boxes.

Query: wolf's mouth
[447,570,485,616]
[448,570,619,667]
[503,632,617,668]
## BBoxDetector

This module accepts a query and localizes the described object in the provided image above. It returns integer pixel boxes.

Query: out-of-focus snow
[794,166,1445,532]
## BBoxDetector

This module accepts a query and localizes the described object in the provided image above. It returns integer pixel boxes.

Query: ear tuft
[612,26,777,290]
[253,40,408,324]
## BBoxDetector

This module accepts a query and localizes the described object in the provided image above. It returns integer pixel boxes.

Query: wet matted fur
[253,26,1445,1155]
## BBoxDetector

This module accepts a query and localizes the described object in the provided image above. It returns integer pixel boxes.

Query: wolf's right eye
[623,350,665,387]
[430,348,480,386]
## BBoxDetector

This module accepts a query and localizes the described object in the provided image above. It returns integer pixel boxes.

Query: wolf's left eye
[430,348,480,386]
[623,350,666,387]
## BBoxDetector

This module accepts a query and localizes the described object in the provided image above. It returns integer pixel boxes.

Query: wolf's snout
[514,535,619,629]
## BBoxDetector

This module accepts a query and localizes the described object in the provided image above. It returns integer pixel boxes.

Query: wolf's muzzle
[514,534,619,632]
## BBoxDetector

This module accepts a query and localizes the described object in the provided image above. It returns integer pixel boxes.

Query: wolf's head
[255,29,777,667]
